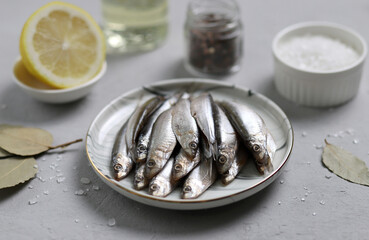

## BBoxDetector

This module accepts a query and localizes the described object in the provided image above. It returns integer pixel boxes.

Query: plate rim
[85,78,294,206]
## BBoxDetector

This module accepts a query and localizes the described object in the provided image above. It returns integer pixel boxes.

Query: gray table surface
[1,0,369,239]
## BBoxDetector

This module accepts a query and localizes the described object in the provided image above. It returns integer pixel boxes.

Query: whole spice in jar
[185,0,243,76]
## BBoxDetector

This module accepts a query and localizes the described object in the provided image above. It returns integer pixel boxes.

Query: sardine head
[144,156,164,179]
[136,143,148,163]
[134,174,148,190]
[216,147,236,174]
[113,155,133,180]
[149,178,170,197]
[172,155,189,180]
[182,179,203,199]
[187,138,199,157]
[247,139,273,174]
[221,171,233,185]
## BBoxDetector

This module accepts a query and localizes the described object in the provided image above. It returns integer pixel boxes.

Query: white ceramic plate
[86,79,293,210]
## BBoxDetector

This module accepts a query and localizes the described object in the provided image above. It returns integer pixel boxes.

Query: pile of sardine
[111,92,276,199]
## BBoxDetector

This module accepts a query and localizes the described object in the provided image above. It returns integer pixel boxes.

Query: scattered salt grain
[345,129,355,135]
[56,177,66,183]
[301,131,307,137]
[319,200,326,205]
[33,165,38,169]
[28,185,34,189]
[279,180,284,184]
[28,198,38,205]
[301,198,305,202]
[313,144,323,150]
[37,176,46,183]
[278,201,282,205]
[80,177,91,185]
[353,139,359,144]
[325,175,332,179]
[108,218,116,227]
[75,219,80,223]
[312,212,317,216]
[43,191,49,195]
[92,185,100,191]
[74,189,85,196]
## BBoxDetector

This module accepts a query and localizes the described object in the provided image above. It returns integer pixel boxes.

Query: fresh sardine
[221,147,249,185]
[149,157,178,197]
[172,148,201,181]
[172,98,199,158]
[133,163,149,190]
[136,95,178,163]
[214,104,239,174]
[219,101,273,174]
[111,122,134,180]
[190,93,217,159]
[144,109,177,179]
[125,96,164,161]
[182,153,217,199]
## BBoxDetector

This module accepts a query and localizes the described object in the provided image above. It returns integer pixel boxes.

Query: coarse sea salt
[278,34,360,72]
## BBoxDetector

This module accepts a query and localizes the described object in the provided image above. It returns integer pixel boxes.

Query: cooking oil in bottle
[101,0,168,54]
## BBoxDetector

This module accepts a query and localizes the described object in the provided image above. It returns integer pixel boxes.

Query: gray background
[1,0,369,239]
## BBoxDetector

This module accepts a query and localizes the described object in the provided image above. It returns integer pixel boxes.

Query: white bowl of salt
[272,22,367,107]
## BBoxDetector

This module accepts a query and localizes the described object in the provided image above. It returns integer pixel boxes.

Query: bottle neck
[186,0,240,30]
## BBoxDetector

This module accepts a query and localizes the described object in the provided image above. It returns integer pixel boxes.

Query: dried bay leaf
[0,124,53,156]
[0,157,37,189]
[322,140,369,186]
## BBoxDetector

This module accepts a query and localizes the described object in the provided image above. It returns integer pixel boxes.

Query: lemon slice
[20,1,105,89]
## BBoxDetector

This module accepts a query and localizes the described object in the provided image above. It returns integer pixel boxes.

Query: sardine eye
[218,155,227,164]
[114,163,122,171]
[174,164,182,172]
[252,144,261,152]
[147,160,156,168]
[137,144,146,152]
[224,170,229,175]
[183,186,192,193]
[189,141,198,150]
[150,184,159,191]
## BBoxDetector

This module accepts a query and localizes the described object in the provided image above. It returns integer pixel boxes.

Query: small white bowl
[12,58,107,104]
[272,22,367,107]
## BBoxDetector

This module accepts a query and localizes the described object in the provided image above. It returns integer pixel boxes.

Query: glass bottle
[184,0,243,76]
[101,0,168,54]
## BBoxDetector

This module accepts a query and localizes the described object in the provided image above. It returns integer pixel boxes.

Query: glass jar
[184,0,243,76]
[101,0,169,54]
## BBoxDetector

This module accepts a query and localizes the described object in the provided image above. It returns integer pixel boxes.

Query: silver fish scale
[149,158,178,197]
[219,100,272,174]
[134,163,149,190]
[182,151,217,199]
[172,98,199,158]
[172,148,201,181]
[111,122,134,180]
[136,97,177,162]
[190,93,216,145]
[125,96,164,159]
[221,147,249,185]
[145,109,177,179]
[214,104,239,174]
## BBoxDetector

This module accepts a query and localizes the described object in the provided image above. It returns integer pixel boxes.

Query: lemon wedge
[20,1,105,89]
